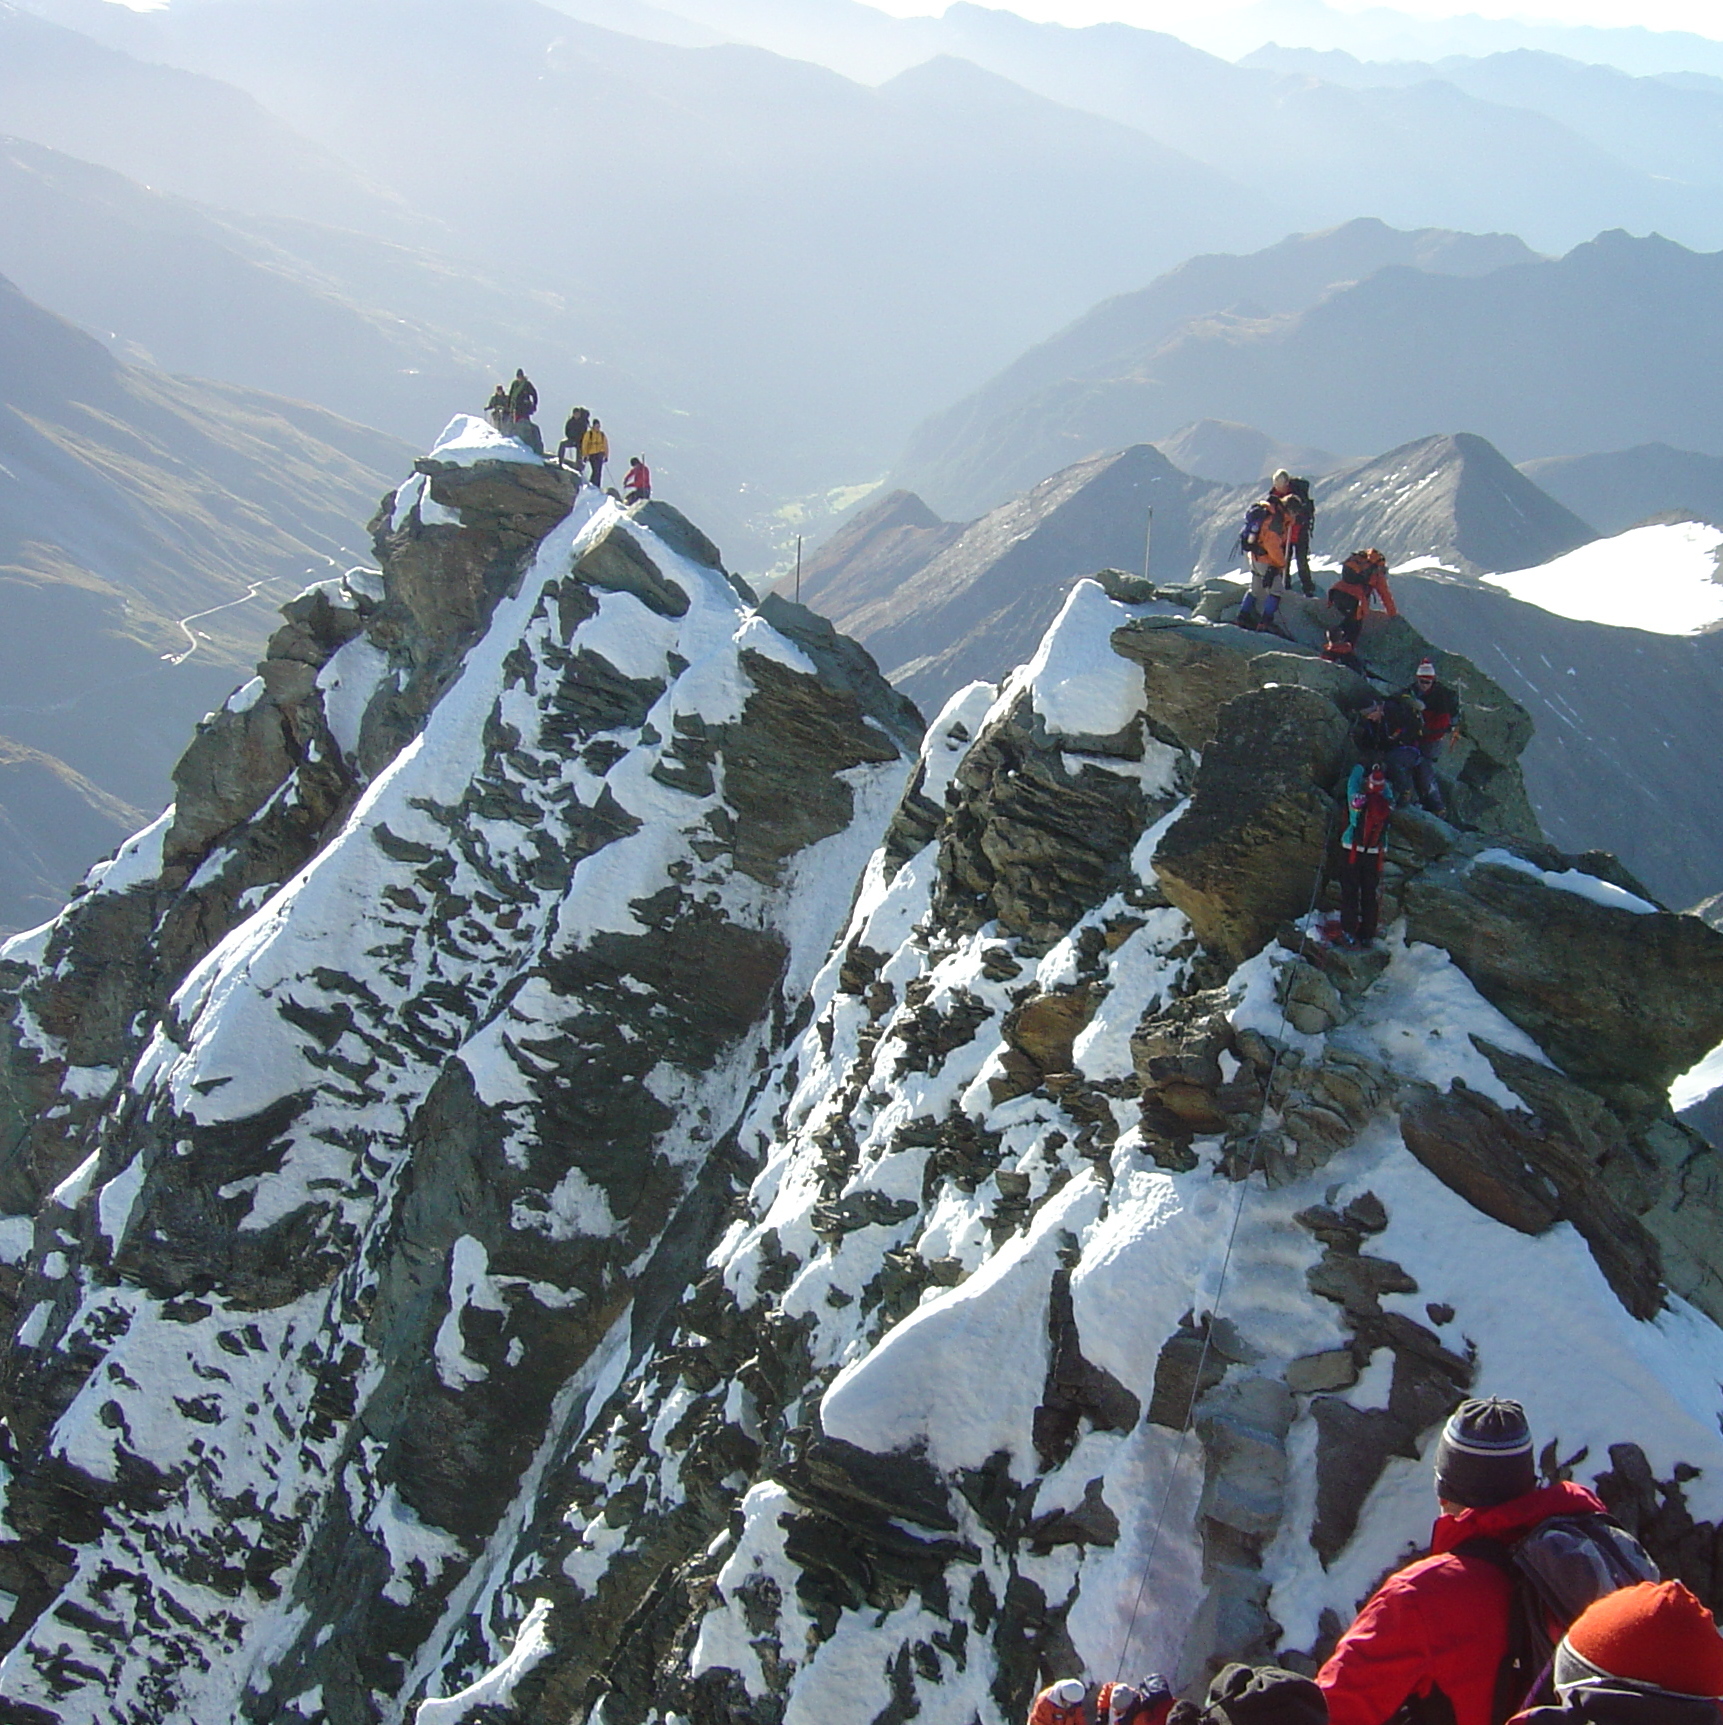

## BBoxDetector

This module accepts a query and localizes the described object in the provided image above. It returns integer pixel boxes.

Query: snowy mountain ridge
[2,425,1723,1724]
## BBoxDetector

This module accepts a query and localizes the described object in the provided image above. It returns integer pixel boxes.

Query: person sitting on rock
[1173,1664,1328,1725]
[1324,549,1396,665]
[581,417,610,489]
[1029,1676,1176,1725]
[624,455,651,503]
[1337,760,1394,948]
[1508,1580,1723,1725]
[1270,470,1318,598]
[558,406,591,470]
[1319,1399,1621,1725]
[1237,494,1296,633]
[485,383,510,431]
[1402,658,1460,818]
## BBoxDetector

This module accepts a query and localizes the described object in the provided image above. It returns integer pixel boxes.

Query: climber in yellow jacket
[580,419,609,489]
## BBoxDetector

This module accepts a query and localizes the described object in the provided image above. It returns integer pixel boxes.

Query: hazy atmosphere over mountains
[4,0,1723,1721]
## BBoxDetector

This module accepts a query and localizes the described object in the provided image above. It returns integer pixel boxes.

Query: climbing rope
[1113,799,1340,1682]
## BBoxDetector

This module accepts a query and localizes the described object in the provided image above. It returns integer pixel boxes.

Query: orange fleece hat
[1565,1581,1723,1697]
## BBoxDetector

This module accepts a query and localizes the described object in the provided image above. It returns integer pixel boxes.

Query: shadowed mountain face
[1154,419,1342,487]
[1393,575,1723,910]
[801,432,1594,711]
[0,1,418,235]
[899,229,1723,525]
[897,216,1537,517]
[1522,444,1723,535]
[0,272,410,931]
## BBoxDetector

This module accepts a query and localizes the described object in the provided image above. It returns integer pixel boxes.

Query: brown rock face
[1152,684,1350,962]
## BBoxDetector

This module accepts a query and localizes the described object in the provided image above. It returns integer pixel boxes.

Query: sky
[860,0,1723,37]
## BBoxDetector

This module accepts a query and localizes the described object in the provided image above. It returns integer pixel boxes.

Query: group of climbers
[1228,473,1466,949]
[1028,1399,1723,1725]
[484,372,652,504]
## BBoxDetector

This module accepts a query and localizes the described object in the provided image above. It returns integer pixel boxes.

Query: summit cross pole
[795,535,803,605]
[1143,506,1154,585]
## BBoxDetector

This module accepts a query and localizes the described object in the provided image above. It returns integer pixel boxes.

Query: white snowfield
[1484,519,1723,635]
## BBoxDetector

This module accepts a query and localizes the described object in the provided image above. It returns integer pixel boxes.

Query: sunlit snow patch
[1483,520,1723,635]
[426,414,542,467]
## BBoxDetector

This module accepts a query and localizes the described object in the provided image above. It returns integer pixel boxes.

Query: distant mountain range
[897,227,1723,523]
[1522,444,1723,536]
[0,273,407,932]
[897,217,1537,516]
[797,429,1592,705]
[15,0,1723,570]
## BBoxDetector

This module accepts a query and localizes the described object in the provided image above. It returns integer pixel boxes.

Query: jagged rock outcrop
[0,418,920,1723]
[4,449,1723,1725]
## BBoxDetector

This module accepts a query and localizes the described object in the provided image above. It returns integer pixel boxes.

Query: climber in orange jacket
[1323,549,1396,665]
[1028,1676,1176,1725]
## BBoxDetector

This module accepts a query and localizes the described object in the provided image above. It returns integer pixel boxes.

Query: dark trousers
[1387,744,1444,814]
[1339,848,1383,943]
[588,454,606,488]
[1292,534,1313,593]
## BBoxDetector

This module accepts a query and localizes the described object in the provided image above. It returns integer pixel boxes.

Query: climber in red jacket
[1318,1400,1615,1725]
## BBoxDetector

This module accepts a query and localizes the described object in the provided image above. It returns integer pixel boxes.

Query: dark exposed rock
[932,688,1162,953]
[1153,686,1349,963]
[1404,847,1723,1112]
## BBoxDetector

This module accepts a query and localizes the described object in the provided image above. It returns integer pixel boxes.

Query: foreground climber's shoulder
[1319,1399,1608,1725]
[1510,1581,1723,1725]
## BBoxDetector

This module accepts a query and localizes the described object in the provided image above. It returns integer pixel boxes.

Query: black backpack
[1460,1514,1660,1724]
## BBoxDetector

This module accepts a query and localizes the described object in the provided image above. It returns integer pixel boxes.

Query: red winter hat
[1564,1581,1723,1698]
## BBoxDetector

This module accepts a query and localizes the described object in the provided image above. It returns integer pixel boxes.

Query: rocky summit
[2,425,1723,1725]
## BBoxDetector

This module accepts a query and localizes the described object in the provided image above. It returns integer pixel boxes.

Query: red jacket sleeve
[1318,1571,1433,1725]
[1373,571,1398,617]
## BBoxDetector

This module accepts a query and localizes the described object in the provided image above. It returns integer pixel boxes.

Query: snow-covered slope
[4,448,1723,1725]
[1484,519,1723,634]
[400,581,1723,1724]
[0,418,921,1722]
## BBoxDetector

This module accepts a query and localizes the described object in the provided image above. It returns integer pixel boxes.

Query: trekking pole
[1143,506,1154,585]
[795,535,802,605]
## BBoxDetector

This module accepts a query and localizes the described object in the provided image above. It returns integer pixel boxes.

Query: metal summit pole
[1143,506,1154,584]
[795,535,803,604]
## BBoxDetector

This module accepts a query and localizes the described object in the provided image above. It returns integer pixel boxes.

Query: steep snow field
[1484,520,1723,634]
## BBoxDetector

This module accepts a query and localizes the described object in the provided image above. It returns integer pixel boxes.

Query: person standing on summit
[581,417,609,489]
[508,368,538,422]
[1319,1399,1651,1725]
[1236,490,1296,632]
[559,406,591,470]
[1270,469,1317,597]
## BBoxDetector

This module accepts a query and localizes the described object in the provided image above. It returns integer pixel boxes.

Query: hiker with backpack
[486,383,510,432]
[1351,696,1426,809]
[1171,1666,1329,1725]
[1318,1398,1658,1725]
[1029,1676,1177,1725]
[559,407,591,470]
[1270,470,1318,598]
[1323,549,1396,667]
[1237,493,1296,633]
[1509,1580,1723,1725]
[1337,761,1394,948]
